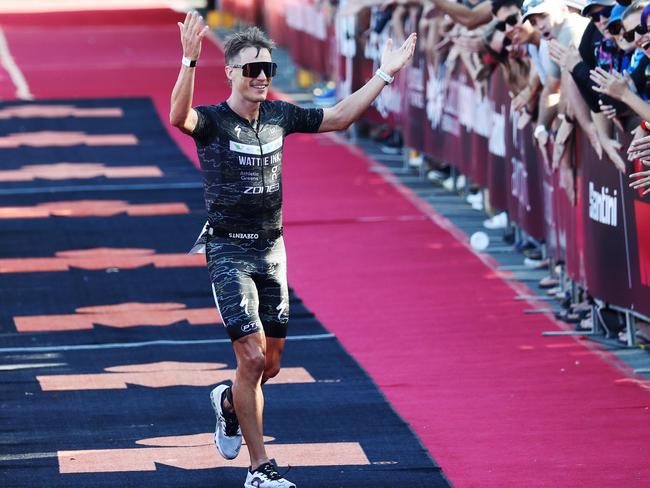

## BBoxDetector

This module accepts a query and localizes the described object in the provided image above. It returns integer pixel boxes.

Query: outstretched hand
[590,67,630,101]
[452,32,484,53]
[178,11,209,60]
[380,33,417,77]
[629,169,650,195]
[548,40,581,72]
[627,134,650,164]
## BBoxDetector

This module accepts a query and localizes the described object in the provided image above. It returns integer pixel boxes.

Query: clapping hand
[590,67,631,101]
[548,40,581,71]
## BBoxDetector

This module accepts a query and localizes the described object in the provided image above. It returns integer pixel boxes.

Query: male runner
[170,11,416,488]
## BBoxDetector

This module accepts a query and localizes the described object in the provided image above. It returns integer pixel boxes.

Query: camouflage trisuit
[190,100,323,341]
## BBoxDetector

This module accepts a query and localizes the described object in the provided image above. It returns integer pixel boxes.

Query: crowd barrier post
[450,166,458,192]
[391,146,409,175]
[541,305,602,337]
[625,311,637,348]
[418,153,427,181]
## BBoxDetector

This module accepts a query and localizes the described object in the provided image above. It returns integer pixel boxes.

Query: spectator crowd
[217,0,650,343]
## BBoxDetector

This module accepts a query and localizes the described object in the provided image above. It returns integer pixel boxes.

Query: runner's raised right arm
[170,11,209,134]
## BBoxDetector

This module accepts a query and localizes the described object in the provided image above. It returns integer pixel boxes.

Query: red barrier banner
[236,1,650,317]
[505,114,546,240]
[467,88,490,189]
[578,133,650,316]
[541,157,559,261]
[424,62,461,169]
[557,147,583,283]
[629,159,650,315]
[285,0,329,75]
[262,0,290,47]
[360,7,403,126]
[424,62,500,190]
[457,73,474,178]
[486,70,509,212]
[402,47,426,152]
[333,13,357,100]
[334,10,384,122]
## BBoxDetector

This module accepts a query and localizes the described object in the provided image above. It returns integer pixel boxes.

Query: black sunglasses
[622,24,648,42]
[496,13,519,31]
[228,61,277,78]
[588,5,614,22]
[608,21,623,36]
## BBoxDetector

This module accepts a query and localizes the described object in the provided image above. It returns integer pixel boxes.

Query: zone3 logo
[244,183,280,194]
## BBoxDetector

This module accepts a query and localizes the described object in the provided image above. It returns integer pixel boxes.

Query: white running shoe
[244,462,296,488]
[442,176,455,191]
[210,384,242,460]
[483,211,508,230]
[427,169,447,182]
[408,151,424,167]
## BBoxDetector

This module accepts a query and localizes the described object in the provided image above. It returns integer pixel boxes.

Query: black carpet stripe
[0,98,451,488]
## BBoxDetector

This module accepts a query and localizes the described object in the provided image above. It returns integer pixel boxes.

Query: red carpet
[3,7,650,487]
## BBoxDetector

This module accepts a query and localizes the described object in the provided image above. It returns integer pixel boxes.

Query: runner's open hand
[380,33,417,77]
[178,11,209,60]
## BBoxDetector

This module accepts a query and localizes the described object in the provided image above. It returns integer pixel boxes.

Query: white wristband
[182,56,197,68]
[375,68,394,84]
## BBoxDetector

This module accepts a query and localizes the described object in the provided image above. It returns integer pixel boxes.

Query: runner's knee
[237,349,266,382]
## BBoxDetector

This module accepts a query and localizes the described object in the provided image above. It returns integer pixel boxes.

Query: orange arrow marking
[37,361,315,391]
[58,433,370,473]
[0,200,189,219]
[0,248,204,273]
[0,163,160,181]
[0,105,123,119]
[14,302,221,333]
[0,131,137,148]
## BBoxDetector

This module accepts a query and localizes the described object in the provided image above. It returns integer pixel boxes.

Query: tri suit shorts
[206,233,289,342]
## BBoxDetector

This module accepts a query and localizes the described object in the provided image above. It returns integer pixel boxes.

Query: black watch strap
[182,56,197,68]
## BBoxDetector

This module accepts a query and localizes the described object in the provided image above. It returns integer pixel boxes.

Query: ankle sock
[221,386,236,416]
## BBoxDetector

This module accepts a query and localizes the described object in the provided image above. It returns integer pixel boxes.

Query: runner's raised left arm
[318,33,417,133]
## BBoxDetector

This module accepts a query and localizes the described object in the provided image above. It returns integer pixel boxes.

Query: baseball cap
[581,0,616,16]
[521,0,564,22]
[607,3,626,25]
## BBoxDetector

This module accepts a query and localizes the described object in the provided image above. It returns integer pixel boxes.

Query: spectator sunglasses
[496,13,519,31]
[588,5,614,22]
[622,23,648,42]
[607,21,623,35]
[227,61,278,78]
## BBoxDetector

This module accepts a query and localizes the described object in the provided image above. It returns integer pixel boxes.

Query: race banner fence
[216,1,650,319]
